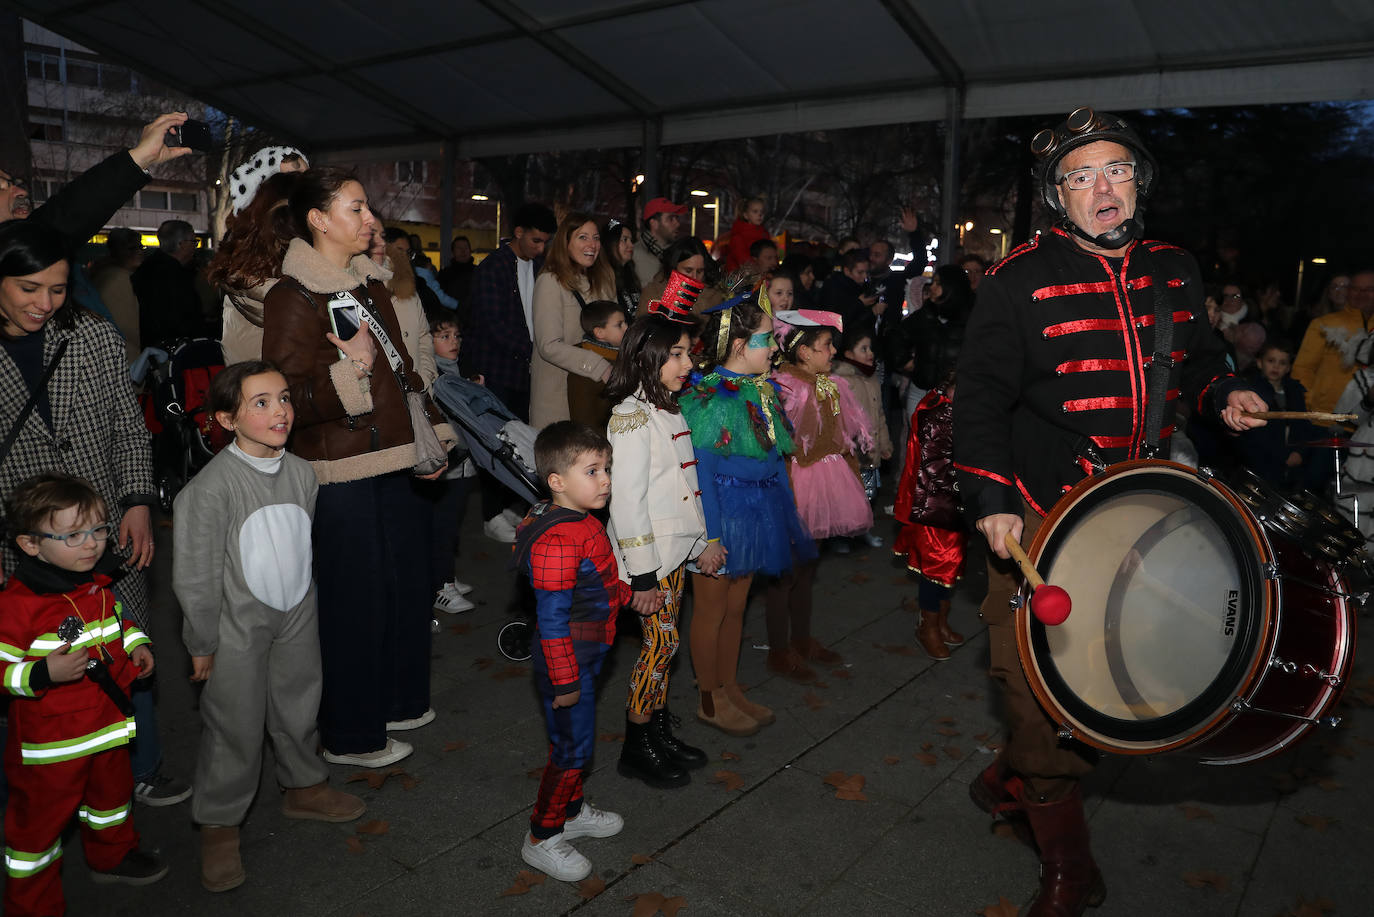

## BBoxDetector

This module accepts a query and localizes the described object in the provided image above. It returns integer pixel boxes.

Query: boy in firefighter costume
[2,473,167,917]
[953,108,1265,916]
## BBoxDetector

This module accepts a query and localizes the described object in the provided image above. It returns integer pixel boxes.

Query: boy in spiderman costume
[512,421,631,882]
[2,473,167,917]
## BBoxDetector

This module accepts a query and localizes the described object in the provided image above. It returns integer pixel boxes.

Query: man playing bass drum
[953,108,1267,916]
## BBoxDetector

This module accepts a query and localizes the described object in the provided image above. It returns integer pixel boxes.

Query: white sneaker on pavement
[521,831,591,882]
[386,708,436,731]
[560,803,623,840]
[483,514,518,543]
[434,586,475,613]
[322,737,413,768]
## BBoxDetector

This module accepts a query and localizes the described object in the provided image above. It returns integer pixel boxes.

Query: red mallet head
[1031,584,1072,626]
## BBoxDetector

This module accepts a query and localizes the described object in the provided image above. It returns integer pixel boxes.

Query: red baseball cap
[643,197,687,221]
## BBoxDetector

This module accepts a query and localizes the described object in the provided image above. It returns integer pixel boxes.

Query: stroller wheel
[498,620,532,662]
[157,476,178,514]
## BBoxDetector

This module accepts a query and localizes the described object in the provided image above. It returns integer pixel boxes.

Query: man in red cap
[632,197,687,285]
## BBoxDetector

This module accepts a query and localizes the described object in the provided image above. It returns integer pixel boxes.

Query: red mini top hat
[646,270,703,323]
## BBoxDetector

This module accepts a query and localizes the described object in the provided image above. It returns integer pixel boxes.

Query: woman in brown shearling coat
[261,168,453,769]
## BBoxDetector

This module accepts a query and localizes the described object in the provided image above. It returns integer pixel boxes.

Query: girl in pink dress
[765,310,874,681]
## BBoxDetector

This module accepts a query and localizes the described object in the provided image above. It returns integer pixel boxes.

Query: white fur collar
[282,237,388,294]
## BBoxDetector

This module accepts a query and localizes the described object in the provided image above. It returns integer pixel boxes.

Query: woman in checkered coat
[0,222,156,616]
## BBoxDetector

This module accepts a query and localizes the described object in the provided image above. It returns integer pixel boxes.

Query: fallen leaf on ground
[448,621,471,635]
[900,595,919,610]
[629,892,666,917]
[831,667,853,679]
[720,751,741,761]
[1296,814,1338,832]
[803,691,827,710]
[812,680,829,689]
[848,572,870,585]
[824,771,867,800]
[501,868,546,897]
[355,819,389,836]
[991,822,1020,842]
[1270,771,1300,795]
[659,896,687,916]
[1315,777,1343,791]
[936,726,961,737]
[1284,895,1336,916]
[936,715,957,724]
[1320,743,1355,759]
[577,875,606,899]
[400,774,420,791]
[630,853,654,865]
[345,835,365,854]
[526,766,543,779]
[914,752,938,766]
[944,745,964,760]
[1353,735,1374,746]
[346,767,404,790]
[1177,805,1214,821]
[874,643,918,657]
[883,755,901,765]
[1182,869,1230,891]
[598,732,626,743]
[921,742,934,752]
[977,895,1020,917]
[974,732,991,743]
[475,551,490,561]
[492,664,526,681]
[962,691,983,701]
[443,740,467,753]
[473,656,494,670]
[711,770,744,791]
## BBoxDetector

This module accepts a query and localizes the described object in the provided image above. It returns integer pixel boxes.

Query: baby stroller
[430,373,543,661]
[143,338,229,512]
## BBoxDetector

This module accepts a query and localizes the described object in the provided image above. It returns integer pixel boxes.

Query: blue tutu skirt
[712,470,817,577]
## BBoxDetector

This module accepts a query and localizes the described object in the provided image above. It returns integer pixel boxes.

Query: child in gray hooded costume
[172,360,364,893]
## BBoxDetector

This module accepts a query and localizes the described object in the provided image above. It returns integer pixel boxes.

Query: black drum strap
[1140,245,1174,458]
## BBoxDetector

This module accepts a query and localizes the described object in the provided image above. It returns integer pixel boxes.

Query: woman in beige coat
[528,212,615,428]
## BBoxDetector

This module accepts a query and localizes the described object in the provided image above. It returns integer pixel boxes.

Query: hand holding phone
[164,118,214,152]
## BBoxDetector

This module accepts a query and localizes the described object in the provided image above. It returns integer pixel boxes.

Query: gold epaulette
[609,407,650,434]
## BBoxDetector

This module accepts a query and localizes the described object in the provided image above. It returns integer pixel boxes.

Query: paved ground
[48,505,1374,917]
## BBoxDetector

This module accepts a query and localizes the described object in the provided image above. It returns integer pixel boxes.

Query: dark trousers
[417,475,472,591]
[479,381,530,520]
[314,472,432,754]
[981,502,1095,801]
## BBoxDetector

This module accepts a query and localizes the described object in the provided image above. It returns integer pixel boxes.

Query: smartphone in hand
[165,119,215,152]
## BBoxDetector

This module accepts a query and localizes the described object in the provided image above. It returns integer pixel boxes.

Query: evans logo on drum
[1223,589,1238,637]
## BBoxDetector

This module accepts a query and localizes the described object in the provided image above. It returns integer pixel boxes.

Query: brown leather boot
[794,636,843,666]
[937,600,965,646]
[282,781,367,822]
[696,687,759,737]
[917,612,950,660]
[725,682,775,725]
[1022,788,1107,916]
[200,825,245,892]
[766,647,817,683]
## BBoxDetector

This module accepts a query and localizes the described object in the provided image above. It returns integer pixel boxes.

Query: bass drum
[1016,460,1357,765]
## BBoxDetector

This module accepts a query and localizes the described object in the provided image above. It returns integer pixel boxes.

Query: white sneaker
[521,831,591,882]
[386,708,436,731]
[861,530,884,548]
[560,803,623,840]
[434,587,475,614]
[323,737,413,768]
[483,514,518,543]
[500,508,525,528]
[450,580,474,596]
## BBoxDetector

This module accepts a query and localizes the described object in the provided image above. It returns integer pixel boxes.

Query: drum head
[1027,465,1270,750]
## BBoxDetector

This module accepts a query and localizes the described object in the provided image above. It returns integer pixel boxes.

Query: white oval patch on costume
[239,504,313,611]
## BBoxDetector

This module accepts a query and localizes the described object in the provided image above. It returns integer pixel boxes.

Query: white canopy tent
[13,0,1374,250]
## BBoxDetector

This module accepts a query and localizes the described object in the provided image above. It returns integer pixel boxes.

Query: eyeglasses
[29,522,115,548]
[1058,162,1135,191]
[1224,292,1244,301]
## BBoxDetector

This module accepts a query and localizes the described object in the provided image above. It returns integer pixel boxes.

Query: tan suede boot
[724,682,775,726]
[696,687,759,737]
[200,825,245,893]
[937,600,965,647]
[917,612,951,660]
[282,781,366,823]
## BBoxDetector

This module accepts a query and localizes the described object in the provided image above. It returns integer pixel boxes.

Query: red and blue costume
[512,503,629,839]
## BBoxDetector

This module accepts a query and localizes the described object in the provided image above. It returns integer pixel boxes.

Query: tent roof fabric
[15,0,1374,156]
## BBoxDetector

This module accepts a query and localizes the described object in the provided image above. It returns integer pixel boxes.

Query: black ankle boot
[617,719,689,788]
[649,708,708,769]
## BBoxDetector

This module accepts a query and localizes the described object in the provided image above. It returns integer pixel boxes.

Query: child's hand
[881,444,894,461]
[552,688,580,708]
[630,588,664,616]
[1286,451,1304,468]
[190,654,214,682]
[131,646,155,678]
[46,644,89,684]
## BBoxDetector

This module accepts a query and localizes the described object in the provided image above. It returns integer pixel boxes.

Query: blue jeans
[128,675,161,781]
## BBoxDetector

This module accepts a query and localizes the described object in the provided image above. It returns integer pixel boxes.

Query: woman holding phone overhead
[261,168,454,769]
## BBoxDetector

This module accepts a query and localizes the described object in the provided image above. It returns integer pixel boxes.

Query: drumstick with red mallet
[1003,532,1073,625]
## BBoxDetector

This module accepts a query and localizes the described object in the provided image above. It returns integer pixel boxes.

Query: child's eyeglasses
[29,522,115,547]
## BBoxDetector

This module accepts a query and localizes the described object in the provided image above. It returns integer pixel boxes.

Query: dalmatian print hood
[229,146,308,214]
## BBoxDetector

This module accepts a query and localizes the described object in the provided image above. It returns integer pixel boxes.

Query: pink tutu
[791,453,874,539]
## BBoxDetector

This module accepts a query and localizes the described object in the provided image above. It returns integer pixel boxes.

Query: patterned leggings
[625,566,685,715]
